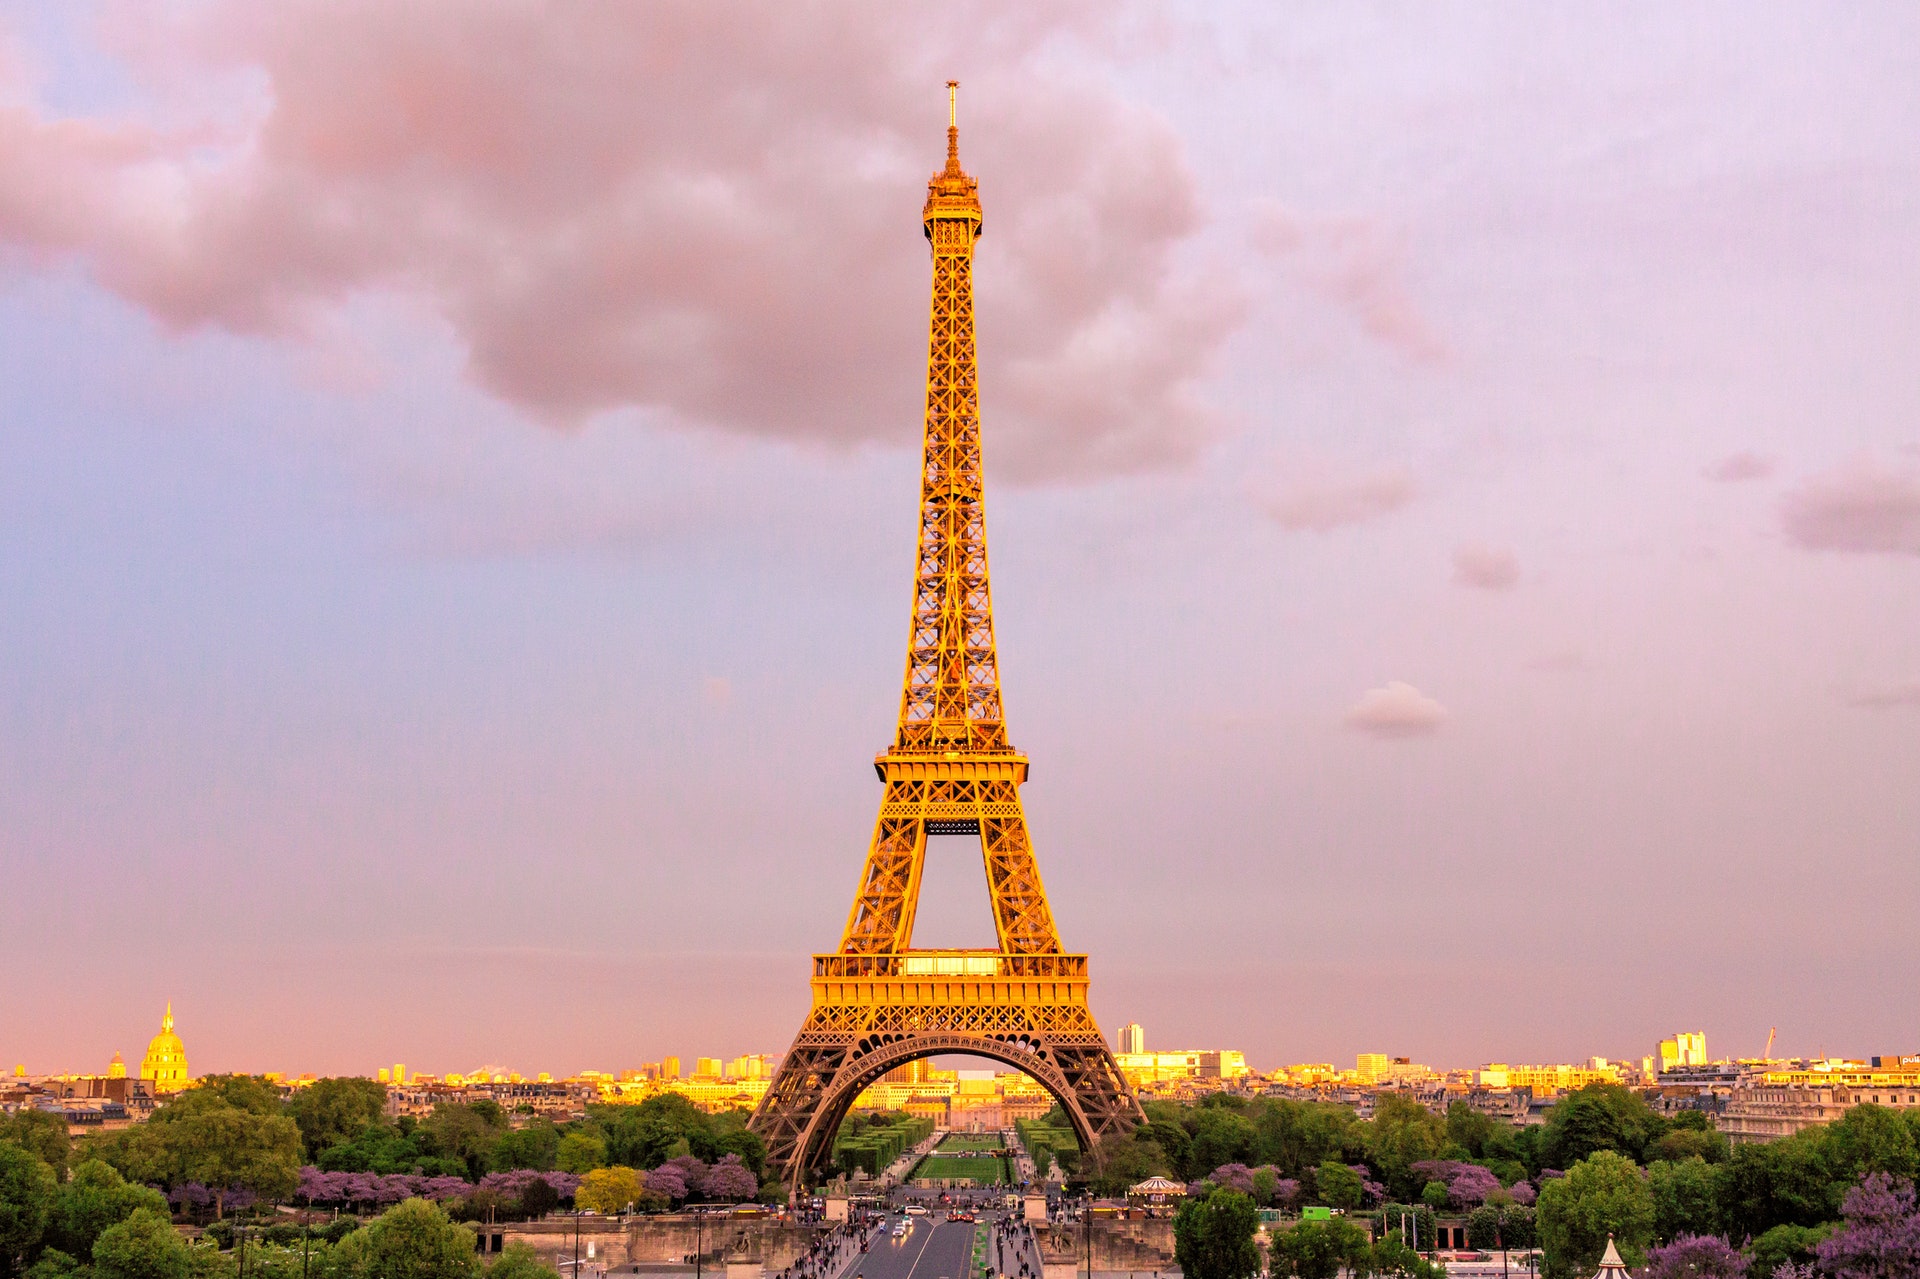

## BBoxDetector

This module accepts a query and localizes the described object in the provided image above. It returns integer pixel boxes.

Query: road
[841,1219,977,1279]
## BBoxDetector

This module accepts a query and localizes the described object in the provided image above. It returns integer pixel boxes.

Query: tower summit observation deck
[748,86,1142,1189]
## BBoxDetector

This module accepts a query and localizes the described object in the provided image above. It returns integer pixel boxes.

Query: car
[903,1205,928,1216]
[892,1223,909,1239]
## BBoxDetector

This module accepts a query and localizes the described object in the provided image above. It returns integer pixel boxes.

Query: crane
[1764,1027,1777,1060]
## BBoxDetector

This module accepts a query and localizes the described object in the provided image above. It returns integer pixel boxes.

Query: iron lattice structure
[750,88,1143,1189]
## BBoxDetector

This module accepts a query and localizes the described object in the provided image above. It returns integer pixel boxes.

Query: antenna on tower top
[944,80,961,172]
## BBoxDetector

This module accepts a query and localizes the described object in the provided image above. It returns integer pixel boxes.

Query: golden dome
[139,1002,190,1093]
[107,1051,127,1079]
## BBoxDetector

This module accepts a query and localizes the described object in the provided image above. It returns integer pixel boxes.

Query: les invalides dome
[139,1002,190,1093]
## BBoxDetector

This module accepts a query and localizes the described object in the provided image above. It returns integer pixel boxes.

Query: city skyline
[4,3,1918,1074]
[11,1001,1881,1085]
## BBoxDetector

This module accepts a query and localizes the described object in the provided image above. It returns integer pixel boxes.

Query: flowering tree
[1410,1159,1504,1209]
[1210,1165,1256,1196]
[1640,1235,1748,1279]
[1508,1181,1537,1207]
[660,1156,709,1196]
[297,1166,482,1211]
[576,1166,644,1214]
[700,1155,759,1203]
[1273,1179,1302,1208]
[1815,1173,1920,1279]
[645,1165,688,1203]
[168,1182,212,1218]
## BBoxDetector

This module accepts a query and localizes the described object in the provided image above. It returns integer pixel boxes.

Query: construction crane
[1764,1027,1777,1060]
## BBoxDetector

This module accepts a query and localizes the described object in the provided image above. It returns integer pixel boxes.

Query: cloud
[1704,451,1776,482]
[1846,682,1920,710]
[0,3,1240,481]
[1344,681,1447,738]
[1781,459,1920,555]
[1452,543,1520,590]
[1248,200,1447,363]
[1255,467,1417,532]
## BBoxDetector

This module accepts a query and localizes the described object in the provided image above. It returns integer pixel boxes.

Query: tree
[48,1160,170,1259]
[1649,1158,1721,1244]
[0,1142,58,1279]
[424,1106,508,1182]
[1087,1134,1171,1199]
[1419,1181,1449,1211]
[553,1136,605,1176]
[574,1168,643,1215]
[1376,1204,1435,1251]
[1366,1096,1448,1201]
[1814,1172,1920,1279]
[1824,1107,1919,1184]
[188,1077,284,1118]
[21,1247,82,1279]
[1652,1129,1730,1165]
[1748,1224,1834,1278]
[1714,1131,1838,1241]
[161,1102,302,1217]
[1467,1203,1536,1252]
[1268,1217,1368,1279]
[1541,1085,1664,1170]
[1367,1237,1444,1279]
[1640,1235,1748,1279]
[1171,1187,1260,1279]
[1446,1104,1500,1162]
[1536,1151,1655,1279]
[90,1208,192,1279]
[1250,1100,1361,1179]
[489,1125,558,1174]
[698,1156,757,1203]
[1187,1110,1257,1178]
[1313,1161,1363,1211]
[0,1116,73,1180]
[288,1080,387,1161]
[331,1199,480,1279]
[485,1243,558,1279]
[640,1165,685,1204]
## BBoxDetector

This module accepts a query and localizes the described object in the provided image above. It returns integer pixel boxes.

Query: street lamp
[693,1206,708,1279]
[1082,1191,1092,1279]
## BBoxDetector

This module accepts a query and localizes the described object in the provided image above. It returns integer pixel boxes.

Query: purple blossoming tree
[1816,1173,1920,1279]
[701,1155,759,1202]
[1640,1234,1748,1279]
[1209,1164,1256,1196]
[646,1165,688,1202]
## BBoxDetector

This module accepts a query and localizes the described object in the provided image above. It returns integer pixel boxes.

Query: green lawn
[912,1153,1012,1183]
[935,1133,1005,1152]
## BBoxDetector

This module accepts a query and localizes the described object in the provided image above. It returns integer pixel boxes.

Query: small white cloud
[1344,681,1447,738]
[1846,682,1920,710]
[1452,543,1520,590]
[1256,468,1417,532]
[1704,451,1776,483]
[1782,460,1920,555]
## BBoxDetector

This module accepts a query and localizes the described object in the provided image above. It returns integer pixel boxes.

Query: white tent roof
[1129,1176,1186,1194]
[1591,1237,1630,1278]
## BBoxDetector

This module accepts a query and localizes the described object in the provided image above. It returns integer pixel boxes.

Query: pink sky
[1,2,1916,1078]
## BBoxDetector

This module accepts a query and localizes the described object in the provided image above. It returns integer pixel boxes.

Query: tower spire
[946,80,960,172]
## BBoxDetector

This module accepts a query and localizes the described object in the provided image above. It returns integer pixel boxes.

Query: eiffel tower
[749,85,1143,1189]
